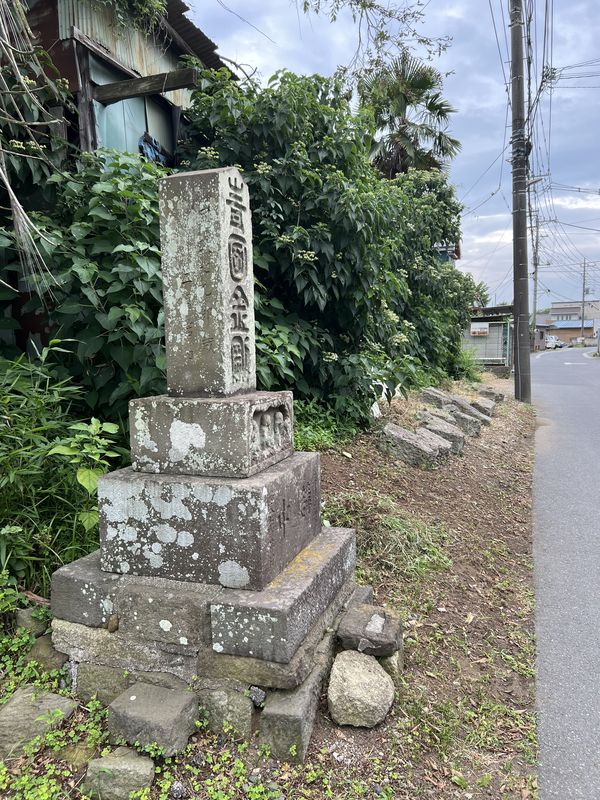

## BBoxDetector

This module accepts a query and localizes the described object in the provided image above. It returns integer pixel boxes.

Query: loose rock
[378,650,403,682]
[83,746,154,800]
[382,423,438,467]
[327,651,394,728]
[415,427,453,457]
[15,607,48,638]
[337,604,402,657]
[421,415,465,454]
[420,387,452,408]
[197,680,255,739]
[0,686,77,759]
[471,396,496,417]
[24,634,69,672]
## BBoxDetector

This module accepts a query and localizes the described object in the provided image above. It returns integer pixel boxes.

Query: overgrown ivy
[92,0,167,31]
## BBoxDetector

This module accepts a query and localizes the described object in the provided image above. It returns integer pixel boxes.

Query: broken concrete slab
[444,407,482,436]
[327,651,394,728]
[421,415,465,454]
[382,423,438,467]
[420,387,452,408]
[415,427,453,457]
[0,686,77,759]
[210,527,356,663]
[99,453,321,590]
[108,682,198,757]
[337,604,402,657]
[471,396,496,417]
[196,678,255,739]
[259,650,330,763]
[75,662,187,706]
[130,391,293,478]
[83,746,155,800]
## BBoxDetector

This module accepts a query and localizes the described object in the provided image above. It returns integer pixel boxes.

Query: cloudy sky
[190,1,600,311]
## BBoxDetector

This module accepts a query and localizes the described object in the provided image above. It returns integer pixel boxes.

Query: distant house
[550,300,600,321]
[26,0,227,161]
[549,319,596,345]
[532,314,553,351]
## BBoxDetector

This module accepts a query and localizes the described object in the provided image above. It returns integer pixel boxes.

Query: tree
[473,281,491,308]
[359,51,460,177]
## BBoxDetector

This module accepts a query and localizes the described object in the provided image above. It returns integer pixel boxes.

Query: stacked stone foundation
[50,167,358,760]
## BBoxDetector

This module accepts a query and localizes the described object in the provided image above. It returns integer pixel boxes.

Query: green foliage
[0,346,120,594]
[179,68,476,422]
[454,347,483,383]
[92,0,166,30]
[293,400,358,451]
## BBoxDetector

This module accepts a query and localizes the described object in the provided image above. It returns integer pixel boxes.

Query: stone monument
[50,167,360,761]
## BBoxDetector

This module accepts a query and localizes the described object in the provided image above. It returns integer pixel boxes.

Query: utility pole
[531,211,540,343]
[581,258,587,339]
[510,0,531,402]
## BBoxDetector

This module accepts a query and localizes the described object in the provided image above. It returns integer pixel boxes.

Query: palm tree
[359,51,461,178]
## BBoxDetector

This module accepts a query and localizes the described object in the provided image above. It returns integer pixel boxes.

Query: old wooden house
[26,0,227,161]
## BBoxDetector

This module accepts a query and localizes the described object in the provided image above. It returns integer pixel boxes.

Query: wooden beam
[93,67,199,105]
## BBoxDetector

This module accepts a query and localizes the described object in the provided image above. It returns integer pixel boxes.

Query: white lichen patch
[159,619,172,632]
[177,531,194,547]
[218,560,250,589]
[168,419,206,465]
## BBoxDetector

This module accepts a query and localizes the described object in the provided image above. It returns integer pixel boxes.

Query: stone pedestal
[50,167,358,760]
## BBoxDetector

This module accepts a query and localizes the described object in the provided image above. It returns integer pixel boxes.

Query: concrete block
[160,168,256,397]
[0,686,77,759]
[415,427,453,457]
[51,551,121,628]
[76,663,187,707]
[382,423,437,467]
[98,453,321,590]
[210,527,356,663]
[196,678,255,739]
[108,682,198,756]
[421,415,465,454]
[420,387,452,408]
[130,391,293,477]
[83,746,155,800]
[52,620,197,682]
[259,651,330,763]
[471,396,496,416]
[444,407,481,436]
[197,580,356,689]
[337,604,402,657]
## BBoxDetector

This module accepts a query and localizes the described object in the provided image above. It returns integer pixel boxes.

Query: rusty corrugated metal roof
[165,0,228,71]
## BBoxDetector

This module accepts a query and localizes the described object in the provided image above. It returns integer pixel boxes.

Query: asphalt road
[532,346,600,798]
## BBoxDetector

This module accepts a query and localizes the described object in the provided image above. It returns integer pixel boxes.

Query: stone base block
[259,649,330,763]
[75,662,188,706]
[337,604,402,657]
[83,747,155,800]
[130,391,294,477]
[99,453,321,590]
[210,527,356,663]
[196,678,255,739]
[107,682,198,757]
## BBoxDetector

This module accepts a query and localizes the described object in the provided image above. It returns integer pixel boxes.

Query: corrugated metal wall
[462,322,510,365]
[57,0,192,107]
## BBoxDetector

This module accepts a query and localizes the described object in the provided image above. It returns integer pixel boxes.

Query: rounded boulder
[327,650,394,728]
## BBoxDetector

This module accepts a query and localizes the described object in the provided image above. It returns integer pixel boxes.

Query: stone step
[98,452,321,590]
[130,390,293,478]
[210,527,356,663]
[107,682,198,757]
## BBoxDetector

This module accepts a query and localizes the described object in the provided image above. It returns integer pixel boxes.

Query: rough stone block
[52,620,197,681]
[51,551,121,628]
[479,386,505,402]
[108,682,198,756]
[130,391,293,477]
[421,415,465,454]
[382,423,437,467]
[471,396,496,416]
[76,663,187,706]
[210,527,356,663]
[83,746,155,800]
[98,453,321,590]
[448,396,492,425]
[259,650,330,763]
[348,584,374,606]
[327,651,394,728]
[0,686,76,759]
[16,607,48,638]
[378,650,403,682]
[337,604,402,657]
[444,407,481,436]
[197,580,356,689]
[420,387,452,408]
[160,168,256,397]
[196,678,255,739]
[415,427,453,457]
[24,633,69,672]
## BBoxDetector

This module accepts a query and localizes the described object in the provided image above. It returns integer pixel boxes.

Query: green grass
[293,400,358,451]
